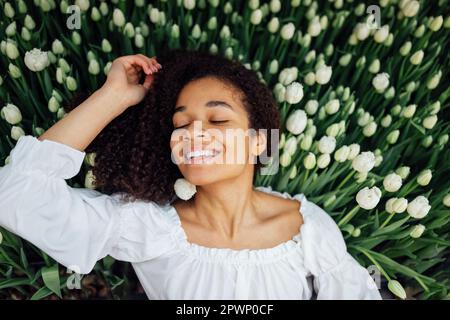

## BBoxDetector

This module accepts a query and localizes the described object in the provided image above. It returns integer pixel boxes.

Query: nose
[182,120,210,141]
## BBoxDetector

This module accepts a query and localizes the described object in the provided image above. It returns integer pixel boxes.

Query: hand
[101,54,162,109]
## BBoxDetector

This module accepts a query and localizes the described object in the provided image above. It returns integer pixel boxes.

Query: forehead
[175,77,243,109]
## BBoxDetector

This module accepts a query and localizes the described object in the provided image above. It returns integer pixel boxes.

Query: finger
[142,74,154,90]
[127,55,152,74]
[136,54,156,72]
[150,57,162,69]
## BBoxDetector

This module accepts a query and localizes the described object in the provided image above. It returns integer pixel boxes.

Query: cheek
[220,133,252,165]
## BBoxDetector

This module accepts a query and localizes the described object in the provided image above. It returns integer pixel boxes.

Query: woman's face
[170,76,266,186]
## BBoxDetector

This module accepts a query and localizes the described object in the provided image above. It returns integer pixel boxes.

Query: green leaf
[30,286,54,300]
[41,265,62,298]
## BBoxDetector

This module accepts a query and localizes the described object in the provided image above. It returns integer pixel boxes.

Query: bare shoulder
[254,190,304,233]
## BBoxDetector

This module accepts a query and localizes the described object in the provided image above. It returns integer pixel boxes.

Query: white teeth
[184,150,219,161]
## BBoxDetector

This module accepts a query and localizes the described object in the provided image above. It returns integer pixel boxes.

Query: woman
[0,49,382,300]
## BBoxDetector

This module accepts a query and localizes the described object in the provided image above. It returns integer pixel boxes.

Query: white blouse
[0,135,382,300]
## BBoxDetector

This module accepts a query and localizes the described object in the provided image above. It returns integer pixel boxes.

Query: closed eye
[174,120,229,129]
[211,120,229,124]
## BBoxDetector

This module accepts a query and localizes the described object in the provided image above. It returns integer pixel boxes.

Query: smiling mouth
[183,149,222,165]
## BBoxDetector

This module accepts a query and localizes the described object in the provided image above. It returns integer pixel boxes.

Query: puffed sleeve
[300,199,382,300]
[0,135,174,274]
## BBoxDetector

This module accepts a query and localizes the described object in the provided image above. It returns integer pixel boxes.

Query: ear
[250,130,267,158]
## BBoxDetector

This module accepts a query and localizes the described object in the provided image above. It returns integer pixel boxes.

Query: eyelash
[175,120,228,129]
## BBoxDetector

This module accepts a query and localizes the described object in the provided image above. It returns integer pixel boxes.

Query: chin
[179,164,234,186]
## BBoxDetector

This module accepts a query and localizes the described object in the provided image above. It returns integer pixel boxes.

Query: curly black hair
[66,49,281,206]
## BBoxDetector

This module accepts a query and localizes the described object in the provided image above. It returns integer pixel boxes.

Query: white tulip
[356,186,382,210]
[372,72,390,93]
[363,121,377,137]
[401,104,416,118]
[6,41,19,59]
[24,48,50,72]
[267,17,279,33]
[401,0,420,17]
[352,151,375,173]
[325,99,340,115]
[407,196,431,219]
[317,153,331,168]
[374,25,389,43]
[305,99,319,115]
[410,50,424,65]
[113,8,126,27]
[250,9,263,25]
[303,152,316,170]
[417,169,432,186]
[278,67,298,85]
[285,82,304,104]
[85,169,96,189]
[11,126,25,140]
[1,103,22,125]
[410,224,425,238]
[280,22,295,40]
[286,109,307,135]
[318,136,336,154]
[422,115,438,129]
[347,144,360,160]
[283,136,297,156]
[383,173,403,192]
[183,0,196,10]
[429,16,443,32]
[300,134,313,150]
[354,23,370,40]
[334,145,350,162]
[174,178,197,200]
[386,197,408,214]
[443,194,450,207]
[315,64,332,84]
[280,151,292,167]
[307,16,322,37]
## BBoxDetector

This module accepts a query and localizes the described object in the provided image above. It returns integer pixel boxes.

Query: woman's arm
[37,54,161,152]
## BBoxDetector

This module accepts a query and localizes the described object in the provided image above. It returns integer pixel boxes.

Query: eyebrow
[174,100,234,113]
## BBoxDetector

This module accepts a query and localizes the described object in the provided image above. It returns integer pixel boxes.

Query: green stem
[338,205,360,227]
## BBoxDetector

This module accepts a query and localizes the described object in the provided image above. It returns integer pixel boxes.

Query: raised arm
[0,54,162,274]
[37,54,161,151]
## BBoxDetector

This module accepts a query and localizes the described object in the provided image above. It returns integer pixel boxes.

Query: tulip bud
[305,100,319,115]
[401,104,416,118]
[388,280,407,300]
[48,96,60,113]
[1,103,22,125]
[429,16,443,31]
[407,196,431,219]
[410,224,425,238]
[443,194,450,207]
[113,8,126,27]
[280,151,291,167]
[381,115,392,128]
[303,152,316,170]
[372,72,390,93]
[300,134,313,151]
[363,121,377,137]
[285,82,304,104]
[399,41,412,56]
[422,115,438,130]
[417,169,432,186]
[286,109,307,135]
[11,126,25,140]
[383,173,402,192]
[334,145,350,162]
[410,50,424,65]
[317,153,331,168]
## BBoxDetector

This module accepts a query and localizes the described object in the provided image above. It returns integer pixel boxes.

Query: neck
[191,167,261,240]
